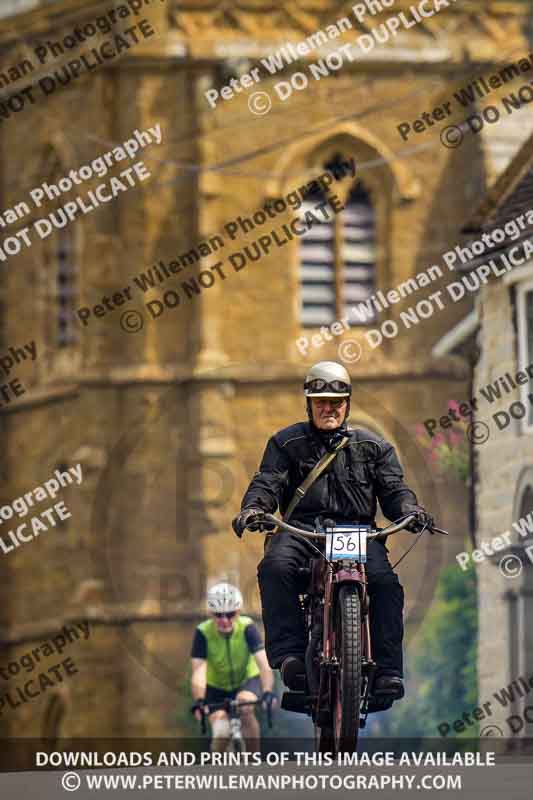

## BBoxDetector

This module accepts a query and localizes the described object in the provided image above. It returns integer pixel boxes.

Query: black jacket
[241,421,418,528]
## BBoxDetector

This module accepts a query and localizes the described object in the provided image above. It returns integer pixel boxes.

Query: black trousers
[257,531,404,677]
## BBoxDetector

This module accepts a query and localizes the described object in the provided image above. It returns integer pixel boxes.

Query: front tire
[333,584,361,753]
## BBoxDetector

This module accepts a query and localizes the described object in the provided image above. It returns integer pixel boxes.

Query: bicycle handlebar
[197,697,274,731]
[205,699,261,712]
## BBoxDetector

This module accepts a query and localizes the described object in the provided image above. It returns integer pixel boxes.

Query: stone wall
[0,0,530,739]
[475,275,533,737]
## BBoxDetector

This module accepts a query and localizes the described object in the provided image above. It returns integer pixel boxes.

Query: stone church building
[0,0,531,745]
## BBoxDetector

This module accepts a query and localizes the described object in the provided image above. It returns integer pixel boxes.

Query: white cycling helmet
[207,583,243,614]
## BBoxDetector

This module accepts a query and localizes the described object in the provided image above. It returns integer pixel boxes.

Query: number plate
[326,525,369,562]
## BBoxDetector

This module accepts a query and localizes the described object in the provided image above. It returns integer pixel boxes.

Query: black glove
[190,698,207,717]
[261,690,276,709]
[402,504,434,533]
[232,508,264,538]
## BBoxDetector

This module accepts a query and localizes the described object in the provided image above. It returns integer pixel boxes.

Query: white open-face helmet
[207,583,243,614]
[304,361,352,397]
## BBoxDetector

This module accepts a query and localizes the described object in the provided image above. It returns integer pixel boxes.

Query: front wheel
[333,584,362,753]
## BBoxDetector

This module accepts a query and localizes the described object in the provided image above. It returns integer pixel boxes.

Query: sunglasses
[304,379,351,394]
[213,611,237,619]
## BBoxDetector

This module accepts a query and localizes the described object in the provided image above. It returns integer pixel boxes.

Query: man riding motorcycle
[190,582,276,751]
[232,361,433,709]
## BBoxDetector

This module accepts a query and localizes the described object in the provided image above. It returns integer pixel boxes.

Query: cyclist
[232,361,433,710]
[190,582,277,752]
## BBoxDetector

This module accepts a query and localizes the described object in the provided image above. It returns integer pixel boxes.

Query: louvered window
[56,227,78,347]
[299,188,335,326]
[299,172,376,327]
[341,185,376,324]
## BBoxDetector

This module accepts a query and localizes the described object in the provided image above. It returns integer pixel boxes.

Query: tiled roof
[464,129,533,233]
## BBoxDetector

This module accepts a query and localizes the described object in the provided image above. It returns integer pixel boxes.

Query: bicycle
[198,697,274,753]
[250,511,447,755]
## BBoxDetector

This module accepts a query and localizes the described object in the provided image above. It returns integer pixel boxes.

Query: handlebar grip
[200,710,207,735]
[267,702,273,729]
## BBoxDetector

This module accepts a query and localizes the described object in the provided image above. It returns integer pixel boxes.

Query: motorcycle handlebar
[253,513,448,539]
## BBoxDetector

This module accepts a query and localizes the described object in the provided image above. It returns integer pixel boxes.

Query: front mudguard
[332,565,368,613]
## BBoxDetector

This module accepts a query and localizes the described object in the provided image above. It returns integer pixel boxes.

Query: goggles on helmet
[304,379,351,395]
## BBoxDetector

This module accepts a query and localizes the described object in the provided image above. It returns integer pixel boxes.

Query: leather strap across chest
[283,436,350,522]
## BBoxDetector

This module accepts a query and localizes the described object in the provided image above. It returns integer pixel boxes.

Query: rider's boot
[374,675,404,699]
[367,675,404,713]
[280,656,306,691]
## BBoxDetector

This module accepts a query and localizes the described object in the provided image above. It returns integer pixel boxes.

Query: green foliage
[375,561,478,738]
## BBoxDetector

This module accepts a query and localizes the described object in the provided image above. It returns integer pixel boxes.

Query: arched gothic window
[299,158,376,327]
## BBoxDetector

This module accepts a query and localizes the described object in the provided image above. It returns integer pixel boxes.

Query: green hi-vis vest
[198,615,260,691]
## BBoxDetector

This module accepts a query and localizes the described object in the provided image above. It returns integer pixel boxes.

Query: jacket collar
[308,421,352,452]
